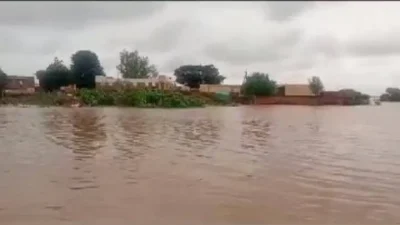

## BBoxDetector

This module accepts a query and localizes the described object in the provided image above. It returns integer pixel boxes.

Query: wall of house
[5,76,35,90]
[199,84,241,93]
[254,96,348,105]
[95,75,175,90]
[4,76,35,95]
[283,84,315,96]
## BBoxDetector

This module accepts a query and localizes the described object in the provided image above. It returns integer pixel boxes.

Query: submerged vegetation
[78,88,205,108]
[1,89,208,108]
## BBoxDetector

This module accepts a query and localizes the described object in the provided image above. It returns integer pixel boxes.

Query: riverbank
[253,95,370,106]
[0,89,233,108]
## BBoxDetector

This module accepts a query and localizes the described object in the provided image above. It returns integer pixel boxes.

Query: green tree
[116,49,158,78]
[174,64,225,89]
[380,87,400,101]
[339,89,370,105]
[35,70,46,81]
[71,50,105,89]
[0,68,8,97]
[241,72,277,96]
[308,76,324,96]
[38,58,71,92]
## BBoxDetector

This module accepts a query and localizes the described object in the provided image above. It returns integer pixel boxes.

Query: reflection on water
[1,104,400,224]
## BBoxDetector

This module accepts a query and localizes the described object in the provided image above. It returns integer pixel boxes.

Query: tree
[174,64,225,89]
[116,49,158,78]
[39,57,71,92]
[0,68,8,97]
[35,70,46,81]
[241,72,277,96]
[380,87,400,101]
[308,76,324,96]
[339,89,370,105]
[70,50,105,89]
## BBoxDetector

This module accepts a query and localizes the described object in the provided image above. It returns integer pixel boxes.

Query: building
[95,75,175,90]
[4,76,35,95]
[278,84,315,97]
[199,84,242,94]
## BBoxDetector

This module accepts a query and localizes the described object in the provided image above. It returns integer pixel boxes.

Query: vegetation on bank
[77,88,205,108]
[30,49,226,94]
[0,47,229,108]
[380,87,400,102]
[174,65,225,89]
[0,68,7,96]
[337,89,370,105]
[0,46,379,107]
[0,88,213,108]
[308,76,324,96]
[242,72,277,97]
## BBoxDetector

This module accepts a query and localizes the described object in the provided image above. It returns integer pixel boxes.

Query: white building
[95,75,175,89]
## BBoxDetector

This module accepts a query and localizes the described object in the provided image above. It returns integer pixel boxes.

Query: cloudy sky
[1,1,399,95]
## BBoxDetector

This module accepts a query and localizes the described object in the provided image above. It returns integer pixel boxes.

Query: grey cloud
[305,35,343,58]
[264,1,316,22]
[38,38,66,55]
[203,29,303,65]
[0,2,165,30]
[162,56,187,72]
[0,29,67,55]
[284,57,317,71]
[345,31,400,57]
[161,55,200,72]
[134,20,194,53]
[0,33,23,53]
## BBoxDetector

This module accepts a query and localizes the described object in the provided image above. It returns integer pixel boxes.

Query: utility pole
[243,69,248,84]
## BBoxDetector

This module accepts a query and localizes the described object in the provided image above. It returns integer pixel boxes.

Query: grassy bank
[77,89,206,108]
[0,88,233,108]
[0,92,78,107]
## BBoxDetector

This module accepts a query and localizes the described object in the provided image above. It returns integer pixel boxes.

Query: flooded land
[0,104,399,224]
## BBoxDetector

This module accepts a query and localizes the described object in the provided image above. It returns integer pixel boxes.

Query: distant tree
[339,88,370,105]
[39,57,71,92]
[308,76,324,96]
[35,70,46,81]
[0,68,8,97]
[116,49,158,78]
[174,64,225,89]
[70,50,105,89]
[380,87,400,101]
[241,72,277,96]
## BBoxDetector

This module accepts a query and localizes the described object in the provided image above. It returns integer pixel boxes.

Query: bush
[77,88,205,108]
[242,72,277,96]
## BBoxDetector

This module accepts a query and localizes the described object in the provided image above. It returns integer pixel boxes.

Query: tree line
[0,48,378,101]
[380,88,400,102]
[0,49,230,94]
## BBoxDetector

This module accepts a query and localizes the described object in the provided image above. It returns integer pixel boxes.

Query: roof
[7,75,35,79]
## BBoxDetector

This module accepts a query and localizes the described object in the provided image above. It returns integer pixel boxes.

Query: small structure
[95,75,175,90]
[279,84,315,97]
[199,84,242,94]
[4,76,35,95]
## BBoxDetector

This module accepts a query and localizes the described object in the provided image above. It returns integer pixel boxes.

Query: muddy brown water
[0,104,400,224]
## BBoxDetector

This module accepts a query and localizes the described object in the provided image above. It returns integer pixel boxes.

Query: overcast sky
[1,1,399,95]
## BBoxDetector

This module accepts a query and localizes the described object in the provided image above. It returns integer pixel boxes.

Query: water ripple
[1,104,400,223]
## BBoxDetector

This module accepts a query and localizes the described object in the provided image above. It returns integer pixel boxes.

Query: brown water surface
[0,104,400,224]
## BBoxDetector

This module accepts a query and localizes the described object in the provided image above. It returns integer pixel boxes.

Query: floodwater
[0,104,400,225]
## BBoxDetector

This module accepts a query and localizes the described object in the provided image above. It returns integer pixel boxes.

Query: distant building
[278,84,315,97]
[95,75,175,90]
[199,84,242,94]
[4,76,35,95]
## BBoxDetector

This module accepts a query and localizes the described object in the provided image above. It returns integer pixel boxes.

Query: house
[4,76,35,95]
[278,84,315,97]
[95,75,175,90]
[199,84,242,94]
